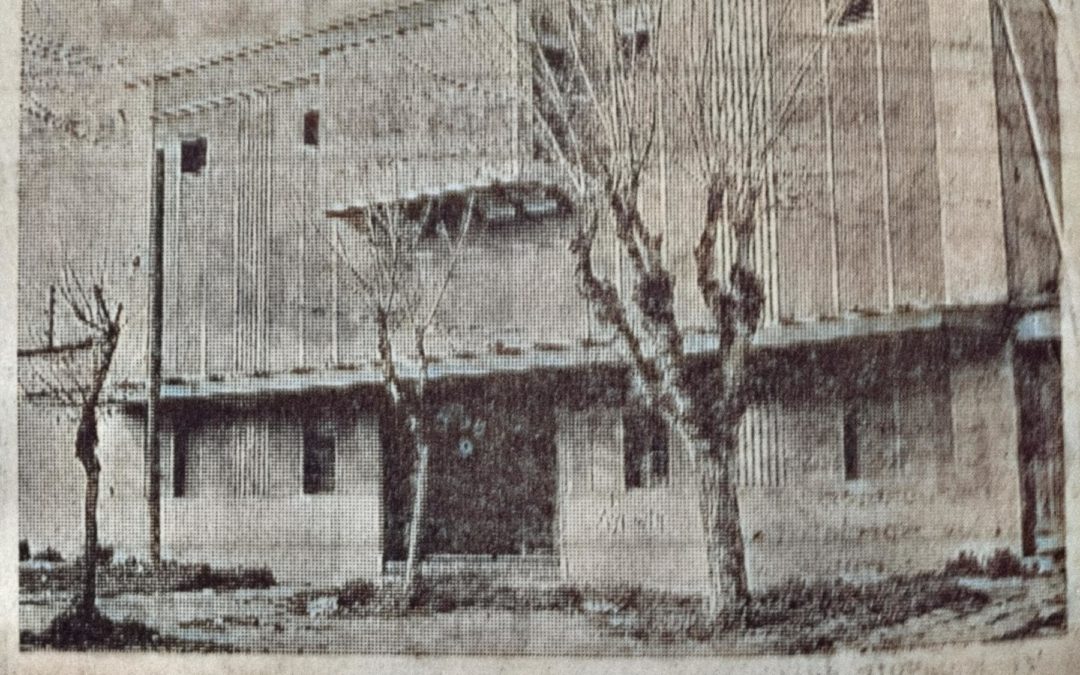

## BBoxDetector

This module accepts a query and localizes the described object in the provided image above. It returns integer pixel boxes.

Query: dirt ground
[19,573,1066,656]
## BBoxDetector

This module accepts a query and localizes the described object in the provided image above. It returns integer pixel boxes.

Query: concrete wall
[156,84,337,378]
[18,401,150,562]
[19,77,153,384]
[556,333,1024,591]
[990,0,1062,301]
[556,406,709,592]
[156,96,588,378]
[322,2,522,205]
[148,0,1038,380]
[160,404,383,585]
[928,0,1010,305]
[152,1,592,377]
[631,0,1007,328]
[764,0,1002,318]
[741,335,1022,587]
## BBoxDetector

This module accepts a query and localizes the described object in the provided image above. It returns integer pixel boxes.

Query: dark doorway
[382,378,557,561]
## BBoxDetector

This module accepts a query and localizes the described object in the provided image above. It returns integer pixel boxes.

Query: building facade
[18,0,1065,591]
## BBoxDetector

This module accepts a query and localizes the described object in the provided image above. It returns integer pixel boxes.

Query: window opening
[532,42,573,161]
[617,5,654,64]
[837,0,874,28]
[624,407,669,488]
[619,30,651,63]
[180,137,207,174]
[843,402,860,481]
[173,429,189,497]
[303,110,319,147]
[303,421,336,495]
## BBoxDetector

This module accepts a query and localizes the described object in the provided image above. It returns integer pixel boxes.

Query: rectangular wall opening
[172,429,189,498]
[303,110,320,147]
[843,403,861,481]
[303,421,336,495]
[623,407,669,489]
[837,0,874,27]
[180,137,207,174]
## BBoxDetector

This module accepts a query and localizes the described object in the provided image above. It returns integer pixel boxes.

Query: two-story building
[19,0,1065,592]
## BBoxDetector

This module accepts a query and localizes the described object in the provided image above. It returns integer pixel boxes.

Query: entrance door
[381,391,558,561]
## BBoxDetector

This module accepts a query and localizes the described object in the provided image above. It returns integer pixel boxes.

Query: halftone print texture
[17,0,1068,655]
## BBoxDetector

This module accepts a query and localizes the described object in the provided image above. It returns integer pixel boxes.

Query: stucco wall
[18,80,153,385]
[18,401,150,562]
[555,334,1024,592]
[160,404,383,584]
[990,0,1062,301]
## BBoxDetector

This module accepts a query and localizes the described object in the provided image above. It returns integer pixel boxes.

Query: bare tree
[19,264,123,620]
[519,0,840,613]
[328,192,476,595]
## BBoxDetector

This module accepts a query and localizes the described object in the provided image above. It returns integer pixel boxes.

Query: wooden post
[147,147,165,565]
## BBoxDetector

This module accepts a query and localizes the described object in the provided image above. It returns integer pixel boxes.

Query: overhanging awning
[325,175,570,223]
[105,303,1039,405]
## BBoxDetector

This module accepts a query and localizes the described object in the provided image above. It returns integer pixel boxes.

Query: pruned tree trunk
[375,307,437,597]
[77,450,101,617]
[71,286,121,619]
[403,441,430,594]
[696,437,748,615]
[22,277,123,622]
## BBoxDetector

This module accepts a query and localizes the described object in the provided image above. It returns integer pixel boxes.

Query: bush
[322,574,590,618]
[943,551,983,577]
[95,542,113,561]
[542,585,584,612]
[19,539,30,562]
[985,548,1028,578]
[20,559,277,596]
[28,609,161,650]
[32,546,64,563]
[171,564,276,592]
[600,575,991,647]
[337,580,377,610]
[943,549,1032,578]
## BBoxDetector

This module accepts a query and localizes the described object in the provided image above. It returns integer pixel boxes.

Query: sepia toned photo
[13,0,1079,663]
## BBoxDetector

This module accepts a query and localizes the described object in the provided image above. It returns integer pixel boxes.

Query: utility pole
[146,147,165,565]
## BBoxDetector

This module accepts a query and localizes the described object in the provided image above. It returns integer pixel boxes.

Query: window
[842,394,903,481]
[843,403,861,481]
[180,137,207,174]
[419,194,470,240]
[303,421,336,495]
[617,5,653,64]
[619,29,651,64]
[303,110,319,147]
[532,42,573,161]
[837,0,874,28]
[173,429,190,498]
[623,407,669,488]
